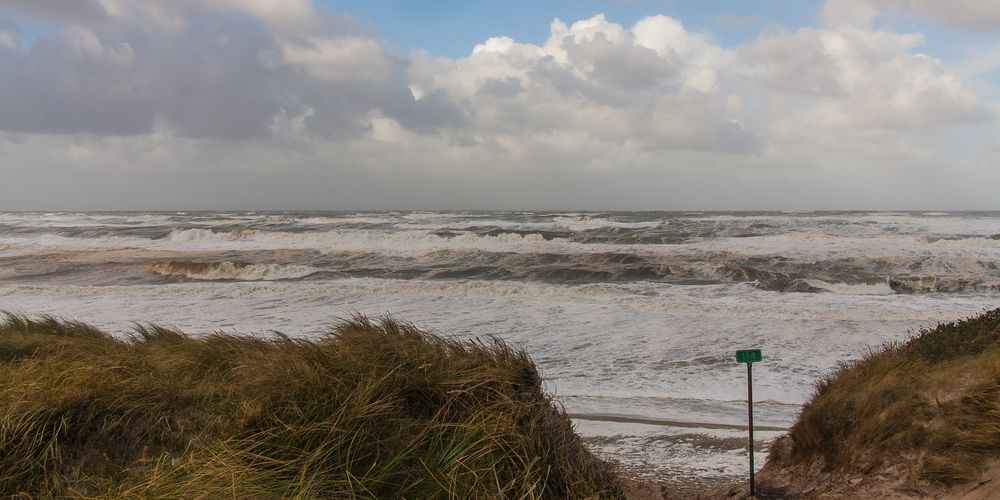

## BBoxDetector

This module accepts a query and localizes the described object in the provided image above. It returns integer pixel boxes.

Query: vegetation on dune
[0,313,623,498]
[767,307,1000,487]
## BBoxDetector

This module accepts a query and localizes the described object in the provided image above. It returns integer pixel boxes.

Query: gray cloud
[823,0,1000,33]
[0,28,154,135]
[564,33,677,90]
[739,28,845,96]
[149,16,284,140]
[0,16,288,139]
[0,9,464,140]
[0,0,111,23]
[477,77,523,98]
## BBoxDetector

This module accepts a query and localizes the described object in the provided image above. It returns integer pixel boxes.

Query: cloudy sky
[1,0,998,210]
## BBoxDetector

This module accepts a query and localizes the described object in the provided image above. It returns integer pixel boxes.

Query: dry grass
[0,313,623,498]
[767,307,1000,486]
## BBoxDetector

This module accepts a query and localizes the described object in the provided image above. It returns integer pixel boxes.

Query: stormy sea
[2,210,999,483]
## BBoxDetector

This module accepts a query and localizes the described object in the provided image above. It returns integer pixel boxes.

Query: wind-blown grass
[767,307,1000,486]
[0,313,623,498]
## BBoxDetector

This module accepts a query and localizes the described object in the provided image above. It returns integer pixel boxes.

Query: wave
[800,279,896,296]
[4,278,996,324]
[4,215,1000,294]
[685,233,1000,260]
[144,250,997,293]
[395,216,662,233]
[163,228,265,242]
[552,216,662,231]
[150,228,569,255]
[147,228,985,261]
[7,234,1000,293]
[295,216,396,226]
[149,261,318,281]
[0,213,176,229]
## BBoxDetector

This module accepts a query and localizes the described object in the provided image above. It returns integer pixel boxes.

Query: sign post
[735,349,762,497]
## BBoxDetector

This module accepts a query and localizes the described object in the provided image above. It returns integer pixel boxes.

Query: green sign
[736,348,763,496]
[735,349,762,363]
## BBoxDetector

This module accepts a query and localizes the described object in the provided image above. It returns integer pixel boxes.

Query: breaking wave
[799,279,896,295]
[551,216,663,231]
[150,261,318,281]
[151,227,569,256]
[163,228,265,242]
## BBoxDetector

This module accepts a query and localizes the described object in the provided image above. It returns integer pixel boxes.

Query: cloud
[740,26,993,132]
[0,3,997,209]
[822,0,1000,32]
[278,36,391,83]
[0,0,322,31]
[62,25,134,64]
[0,25,19,51]
[407,14,756,155]
[0,26,154,135]
[0,0,112,23]
[0,4,461,140]
[161,0,319,30]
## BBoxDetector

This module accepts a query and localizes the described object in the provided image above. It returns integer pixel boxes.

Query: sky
[0,0,999,210]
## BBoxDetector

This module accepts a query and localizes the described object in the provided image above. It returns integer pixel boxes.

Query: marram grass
[0,313,623,498]
[768,307,1000,486]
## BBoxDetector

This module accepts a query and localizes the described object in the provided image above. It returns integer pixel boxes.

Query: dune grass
[0,313,623,498]
[767,307,1000,485]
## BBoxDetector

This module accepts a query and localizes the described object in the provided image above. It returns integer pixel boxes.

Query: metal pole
[748,361,755,497]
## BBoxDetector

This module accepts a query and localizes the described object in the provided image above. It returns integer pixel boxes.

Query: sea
[2,210,999,484]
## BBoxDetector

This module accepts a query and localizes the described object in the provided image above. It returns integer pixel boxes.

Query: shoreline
[624,477,741,500]
[572,412,789,432]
